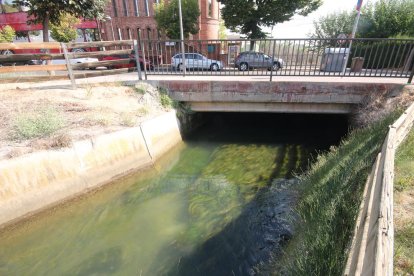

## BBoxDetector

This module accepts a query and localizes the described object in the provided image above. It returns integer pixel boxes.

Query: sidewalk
[0,72,411,91]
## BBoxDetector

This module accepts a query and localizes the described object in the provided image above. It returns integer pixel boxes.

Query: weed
[394,128,414,274]
[85,85,94,98]
[89,112,113,126]
[133,85,146,95]
[274,111,401,275]
[158,87,176,109]
[137,106,150,116]
[120,112,136,127]
[11,107,65,140]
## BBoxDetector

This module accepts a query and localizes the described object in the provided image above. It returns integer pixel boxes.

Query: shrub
[0,25,16,43]
[12,107,65,140]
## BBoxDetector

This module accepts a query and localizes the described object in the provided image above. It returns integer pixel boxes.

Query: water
[0,113,348,275]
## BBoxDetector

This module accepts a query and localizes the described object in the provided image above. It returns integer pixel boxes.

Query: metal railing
[0,38,413,85]
[139,38,414,82]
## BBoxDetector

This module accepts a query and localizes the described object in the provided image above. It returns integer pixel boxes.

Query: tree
[218,18,227,40]
[50,13,80,43]
[0,25,15,43]
[12,0,108,42]
[310,0,414,39]
[154,0,200,39]
[220,0,322,39]
[309,11,355,40]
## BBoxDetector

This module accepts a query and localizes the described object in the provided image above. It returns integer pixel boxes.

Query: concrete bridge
[151,80,404,114]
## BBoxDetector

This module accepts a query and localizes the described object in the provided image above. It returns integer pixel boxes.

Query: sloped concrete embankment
[0,111,182,227]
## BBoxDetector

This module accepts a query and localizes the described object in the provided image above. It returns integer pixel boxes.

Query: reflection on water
[0,113,348,275]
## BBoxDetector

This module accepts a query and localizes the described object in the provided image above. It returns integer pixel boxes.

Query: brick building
[100,0,220,42]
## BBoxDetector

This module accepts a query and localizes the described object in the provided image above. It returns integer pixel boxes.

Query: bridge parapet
[150,80,404,114]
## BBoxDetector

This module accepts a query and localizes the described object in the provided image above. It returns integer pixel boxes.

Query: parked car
[100,51,153,70]
[51,57,99,70]
[171,53,222,71]
[235,51,284,71]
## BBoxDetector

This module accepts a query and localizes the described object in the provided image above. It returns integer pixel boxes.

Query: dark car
[101,51,153,70]
[234,51,284,71]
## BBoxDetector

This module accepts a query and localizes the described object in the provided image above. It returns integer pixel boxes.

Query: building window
[133,0,139,16]
[123,0,129,16]
[112,0,118,17]
[208,44,216,53]
[208,0,212,17]
[144,0,149,16]
[117,28,122,40]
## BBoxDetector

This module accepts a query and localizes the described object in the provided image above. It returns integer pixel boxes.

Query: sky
[266,0,378,38]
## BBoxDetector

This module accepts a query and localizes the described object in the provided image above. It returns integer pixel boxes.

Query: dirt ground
[0,82,169,160]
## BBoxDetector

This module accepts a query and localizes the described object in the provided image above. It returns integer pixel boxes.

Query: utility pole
[342,0,363,75]
[178,0,186,76]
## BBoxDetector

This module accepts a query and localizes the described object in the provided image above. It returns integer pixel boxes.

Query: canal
[0,113,348,275]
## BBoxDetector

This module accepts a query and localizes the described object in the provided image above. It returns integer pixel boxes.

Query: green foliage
[347,39,414,70]
[221,0,321,39]
[0,25,16,43]
[309,11,355,40]
[218,18,227,40]
[50,13,80,43]
[154,0,200,39]
[395,222,414,274]
[158,87,176,108]
[282,111,401,275]
[395,128,414,191]
[13,0,108,41]
[311,0,414,39]
[12,107,65,140]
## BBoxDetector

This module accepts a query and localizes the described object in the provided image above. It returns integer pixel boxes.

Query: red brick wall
[100,0,219,41]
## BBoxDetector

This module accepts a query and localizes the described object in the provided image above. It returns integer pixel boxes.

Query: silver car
[171,53,223,71]
[235,51,284,71]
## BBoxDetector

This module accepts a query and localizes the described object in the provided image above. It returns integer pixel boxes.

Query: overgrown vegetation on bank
[394,128,414,274]
[271,111,402,275]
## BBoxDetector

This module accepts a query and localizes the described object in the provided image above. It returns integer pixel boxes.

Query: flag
[356,0,363,11]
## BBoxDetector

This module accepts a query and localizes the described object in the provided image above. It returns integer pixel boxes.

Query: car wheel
[89,67,96,70]
[210,63,219,71]
[239,62,248,71]
[1,49,14,55]
[177,63,184,71]
[0,49,15,66]
[271,62,280,71]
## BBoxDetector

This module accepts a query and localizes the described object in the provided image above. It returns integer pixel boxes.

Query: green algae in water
[0,113,343,275]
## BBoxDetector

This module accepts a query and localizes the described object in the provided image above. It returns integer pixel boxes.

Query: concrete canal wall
[0,111,182,227]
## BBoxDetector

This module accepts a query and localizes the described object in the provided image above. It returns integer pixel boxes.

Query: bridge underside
[149,80,403,114]
[189,102,351,114]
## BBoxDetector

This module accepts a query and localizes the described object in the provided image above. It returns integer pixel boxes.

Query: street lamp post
[178,0,186,76]
[105,15,115,41]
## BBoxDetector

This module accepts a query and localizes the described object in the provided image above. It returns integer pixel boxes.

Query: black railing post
[270,39,276,82]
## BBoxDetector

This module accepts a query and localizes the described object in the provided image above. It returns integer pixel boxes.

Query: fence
[0,40,143,88]
[0,38,413,85]
[344,102,414,276]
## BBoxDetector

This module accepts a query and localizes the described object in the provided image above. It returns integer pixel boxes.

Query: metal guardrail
[0,38,413,85]
[344,102,414,276]
[136,38,414,83]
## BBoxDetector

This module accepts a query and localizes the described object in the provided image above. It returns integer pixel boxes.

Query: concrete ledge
[149,80,405,114]
[0,111,182,227]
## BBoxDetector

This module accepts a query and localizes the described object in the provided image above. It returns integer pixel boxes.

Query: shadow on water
[148,179,299,276]
[145,113,349,276]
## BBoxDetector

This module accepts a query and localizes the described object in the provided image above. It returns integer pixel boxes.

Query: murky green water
[0,113,348,275]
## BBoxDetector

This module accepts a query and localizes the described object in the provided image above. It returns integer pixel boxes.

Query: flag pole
[342,0,363,75]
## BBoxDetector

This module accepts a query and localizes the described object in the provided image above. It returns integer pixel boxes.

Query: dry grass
[352,85,414,127]
[394,128,414,275]
[0,83,166,160]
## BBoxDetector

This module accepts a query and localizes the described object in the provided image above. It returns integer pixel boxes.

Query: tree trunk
[42,13,50,42]
[250,40,256,51]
